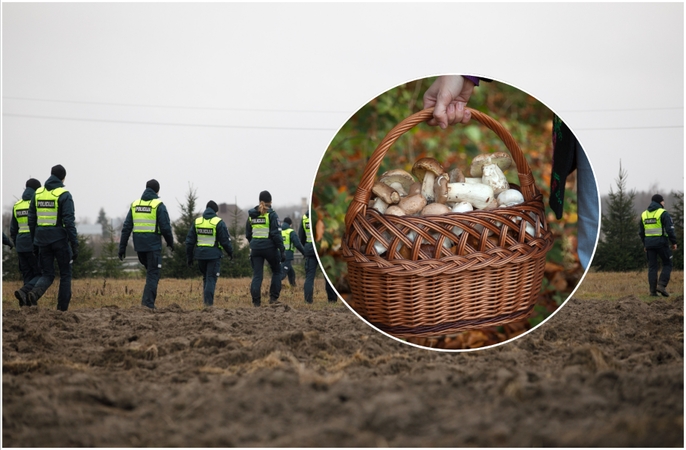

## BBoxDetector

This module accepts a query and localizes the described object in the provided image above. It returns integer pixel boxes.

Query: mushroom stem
[446,182,494,210]
[421,172,436,203]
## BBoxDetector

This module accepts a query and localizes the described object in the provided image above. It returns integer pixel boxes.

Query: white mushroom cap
[379,169,414,196]
[497,189,525,207]
[451,202,474,213]
[481,163,509,195]
[469,152,513,177]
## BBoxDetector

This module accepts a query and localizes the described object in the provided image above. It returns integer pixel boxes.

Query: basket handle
[345,107,539,232]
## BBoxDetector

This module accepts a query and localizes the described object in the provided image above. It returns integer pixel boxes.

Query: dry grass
[2,276,343,311]
[574,270,684,301]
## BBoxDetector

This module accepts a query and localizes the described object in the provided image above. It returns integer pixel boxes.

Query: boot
[27,290,40,306]
[14,289,28,307]
[656,284,670,297]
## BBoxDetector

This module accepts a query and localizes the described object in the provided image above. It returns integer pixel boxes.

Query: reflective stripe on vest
[195,216,222,247]
[302,214,312,243]
[281,229,293,251]
[35,187,67,227]
[251,213,270,238]
[13,199,31,233]
[642,208,666,237]
[131,199,162,233]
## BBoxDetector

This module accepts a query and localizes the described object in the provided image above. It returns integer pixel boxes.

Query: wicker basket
[341,107,555,338]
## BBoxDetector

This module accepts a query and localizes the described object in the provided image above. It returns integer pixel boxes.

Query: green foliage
[162,185,200,279]
[96,208,110,239]
[670,190,683,270]
[72,234,97,279]
[96,223,126,278]
[221,204,252,278]
[593,163,645,272]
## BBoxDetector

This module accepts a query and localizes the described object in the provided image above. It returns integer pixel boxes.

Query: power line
[2,113,339,131]
[1,96,350,115]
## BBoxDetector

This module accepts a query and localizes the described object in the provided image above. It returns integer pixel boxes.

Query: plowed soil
[2,295,683,447]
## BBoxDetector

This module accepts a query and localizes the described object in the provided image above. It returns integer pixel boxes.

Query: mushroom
[396,193,427,215]
[385,205,406,216]
[412,157,444,203]
[469,152,513,177]
[408,181,422,196]
[451,202,473,213]
[379,169,414,197]
[446,182,495,210]
[421,202,451,216]
[464,177,483,184]
[448,167,465,183]
[434,173,449,204]
[497,189,525,207]
[481,163,510,195]
[371,181,400,214]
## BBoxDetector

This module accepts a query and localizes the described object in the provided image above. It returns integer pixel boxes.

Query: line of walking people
[5,167,337,311]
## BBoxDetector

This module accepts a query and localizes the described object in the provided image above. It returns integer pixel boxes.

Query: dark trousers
[138,250,161,309]
[281,258,296,286]
[198,258,221,306]
[647,246,673,291]
[32,239,72,311]
[250,247,281,305]
[18,251,41,293]
[303,255,337,303]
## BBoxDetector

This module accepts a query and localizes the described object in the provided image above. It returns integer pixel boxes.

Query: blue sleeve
[245,218,252,242]
[217,221,233,256]
[9,213,18,243]
[662,211,678,244]
[270,211,285,252]
[291,230,305,254]
[157,203,174,247]
[60,192,78,248]
[3,232,12,247]
[185,226,196,258]
[28,195,37,242]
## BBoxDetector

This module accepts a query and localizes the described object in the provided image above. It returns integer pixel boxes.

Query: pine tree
[71,234,97,279]
[96,222,125,278]
[96,208,110,239]
[221,202,252,277]
[593,163,645,271]
[670,191,683,270]
[161,184,199,278]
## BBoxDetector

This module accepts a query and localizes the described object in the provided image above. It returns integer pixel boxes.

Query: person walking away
[11,178,44,307]
[246,190,285,307]
[25,165,78,311]
[118,179,174,309]
[280,217,305,287]
[185,200,233,307]
[639,194,678,296]
[300,208,338,304]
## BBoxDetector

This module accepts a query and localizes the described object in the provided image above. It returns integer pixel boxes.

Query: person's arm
[3,232,13,248]
[423,75,476,128]
[245,218,252,243]
[119,208,134,256]
[60,192,79,250]
[291,230,305,255]
[9,212,18,245]
[157,203,174,248]
[217,221,233,257]
[638,217,646,246]
[28,194,37,243]
[662,211,678,248]
[184,226,197,262]
[270,212,285,253]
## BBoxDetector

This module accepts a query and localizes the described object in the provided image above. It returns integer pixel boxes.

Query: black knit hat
[652,194,664,204]
[206,200,219,212]
[146,179,160,193]
[283,217,292,225]
[25,178,42,190]
[51,164,66,180]
[259,190,272,203]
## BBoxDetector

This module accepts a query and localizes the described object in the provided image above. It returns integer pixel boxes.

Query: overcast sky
[2,2,683,224]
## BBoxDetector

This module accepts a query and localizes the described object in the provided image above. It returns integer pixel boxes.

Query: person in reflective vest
[118,179,174,309]
[299,207,338,304]
[185,200,233,307]
[245,190,285,306]
[25,165,79,311]
[280,217,306,287]
[11,178,44,307]
[638,194,678,297]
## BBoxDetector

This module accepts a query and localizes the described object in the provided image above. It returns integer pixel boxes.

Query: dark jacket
[245,206,285,254]
[10,186,38,252]
[3,232,12,248]
[638,201,678,249]
[185,207,233,261]
[281,222,305,260]
[119,188,174,253]
[28,175,78,250]
[299,212,316,257]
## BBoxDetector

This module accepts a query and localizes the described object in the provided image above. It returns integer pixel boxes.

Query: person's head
[206,200,219,213]
[25,178,41,191]
[651,194,665,206]
[51,164,66,181]
[258,190,272,215]
[283,217,292,226]
[146,179,160,194]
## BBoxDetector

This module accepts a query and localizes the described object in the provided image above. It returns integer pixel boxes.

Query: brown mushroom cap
[469,152,513,177]
[408,181,422,196]
[421,202,451,215]
[412,157,445,181]
[397,193,427,215]
[379,169,414,195]
[434,173,449,204]
[372,181,400,204]
[384,205,406,216]
[448,167,465,183]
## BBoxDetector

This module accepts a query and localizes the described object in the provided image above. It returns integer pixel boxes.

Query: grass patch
[574,270,683,302]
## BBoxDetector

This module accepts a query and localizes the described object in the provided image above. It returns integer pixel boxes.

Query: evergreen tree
[71,234,97,279]
[670,190,683,270]
[162,185,199,278]
[96,222,125,278]
[96,208,110,239]
[221,202,252,278]
[593,163,645,271]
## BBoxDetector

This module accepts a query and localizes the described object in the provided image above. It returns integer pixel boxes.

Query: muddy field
[2,294,683,447]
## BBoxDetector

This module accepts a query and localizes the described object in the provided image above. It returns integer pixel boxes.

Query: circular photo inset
[311,74,600,350]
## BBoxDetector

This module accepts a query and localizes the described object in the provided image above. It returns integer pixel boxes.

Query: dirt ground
[2,294,683,447]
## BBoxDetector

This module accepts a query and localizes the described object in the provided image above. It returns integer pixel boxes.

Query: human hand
[118,252,125,261]
[168,244,174,254]
[423,75,476,128]
[33,246,40,257]
[187,259,193,268]
[280,252,286,263]
[71,250,79,263]
[673,244,678,250]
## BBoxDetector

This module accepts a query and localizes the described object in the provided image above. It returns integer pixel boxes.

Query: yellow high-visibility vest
[13,199,31,234]
[251,213,270,238]
[195,216,223,247]
[641,208,666,237]
[35,187,68,227]
[131,199,162,233]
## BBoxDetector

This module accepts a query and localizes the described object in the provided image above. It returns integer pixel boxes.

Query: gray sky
[2,3,683,224]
